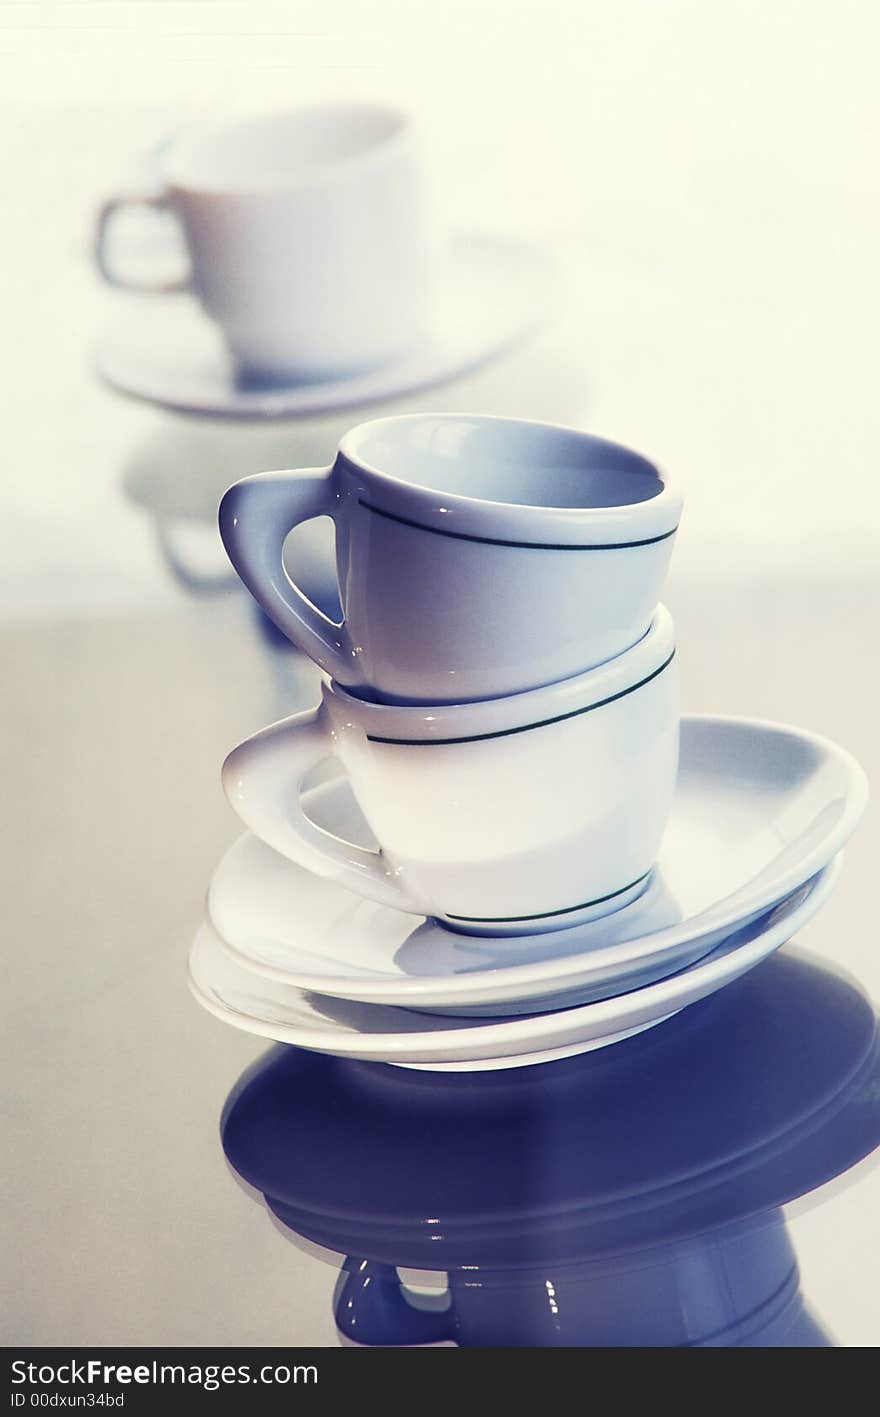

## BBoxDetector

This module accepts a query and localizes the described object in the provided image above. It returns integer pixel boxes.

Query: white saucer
[189,860,839,1069]
[206,716,866,1016]
[94,232,554,420]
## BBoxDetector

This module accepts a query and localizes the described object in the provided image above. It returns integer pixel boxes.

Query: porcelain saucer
[94,232,553,419]
[207,715,866,1016]
[189,860,839,1069]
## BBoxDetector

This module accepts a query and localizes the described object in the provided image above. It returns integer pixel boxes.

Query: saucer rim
[206,714,867,1007]
[385,1013,679,1070]
[188,860,839,1063]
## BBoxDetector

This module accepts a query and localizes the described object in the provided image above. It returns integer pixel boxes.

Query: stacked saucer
[191,413,868,1068]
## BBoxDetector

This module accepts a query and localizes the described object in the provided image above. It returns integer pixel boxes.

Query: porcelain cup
[222,606,679,936]
[219,413,682,704]
[95,104,433,382]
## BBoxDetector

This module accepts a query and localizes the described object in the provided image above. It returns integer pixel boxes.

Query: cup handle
[219,468,354,680]
[222,705,424,913]
[334,1260,455,1347]
[94,192,191,292]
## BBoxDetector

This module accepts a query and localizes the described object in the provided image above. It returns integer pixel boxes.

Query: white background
[1,0,879,608]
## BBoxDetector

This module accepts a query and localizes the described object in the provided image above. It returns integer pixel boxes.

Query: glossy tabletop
[3,579,879,1345]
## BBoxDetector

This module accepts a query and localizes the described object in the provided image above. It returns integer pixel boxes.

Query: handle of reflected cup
[94,191,191,293]
[154,517,240,597]
[221,705,423,913]
[335,1260,456,1347]
[219,468,355,681]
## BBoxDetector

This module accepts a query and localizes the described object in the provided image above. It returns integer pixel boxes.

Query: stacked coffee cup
[219,413,682,941]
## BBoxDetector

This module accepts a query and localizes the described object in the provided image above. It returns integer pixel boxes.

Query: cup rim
[335,414,682,547]
[324,604,676,744]
[161,102,416,197]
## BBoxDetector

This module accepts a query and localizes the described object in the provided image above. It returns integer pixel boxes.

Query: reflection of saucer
[206,716,867,1015]
[189,863,839,1069]
[95,232,554,419]
[221,948,880,1271]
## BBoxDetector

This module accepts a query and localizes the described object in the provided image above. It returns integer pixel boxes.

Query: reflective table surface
[3,575,879,1345]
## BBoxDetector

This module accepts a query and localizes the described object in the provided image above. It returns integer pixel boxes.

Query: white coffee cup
[219,413,682,704]
[222,606,679,936]
[95,104,433,382]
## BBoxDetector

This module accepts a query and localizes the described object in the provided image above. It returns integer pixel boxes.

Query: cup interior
[344,416,664,510]
[165,105,409,191]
